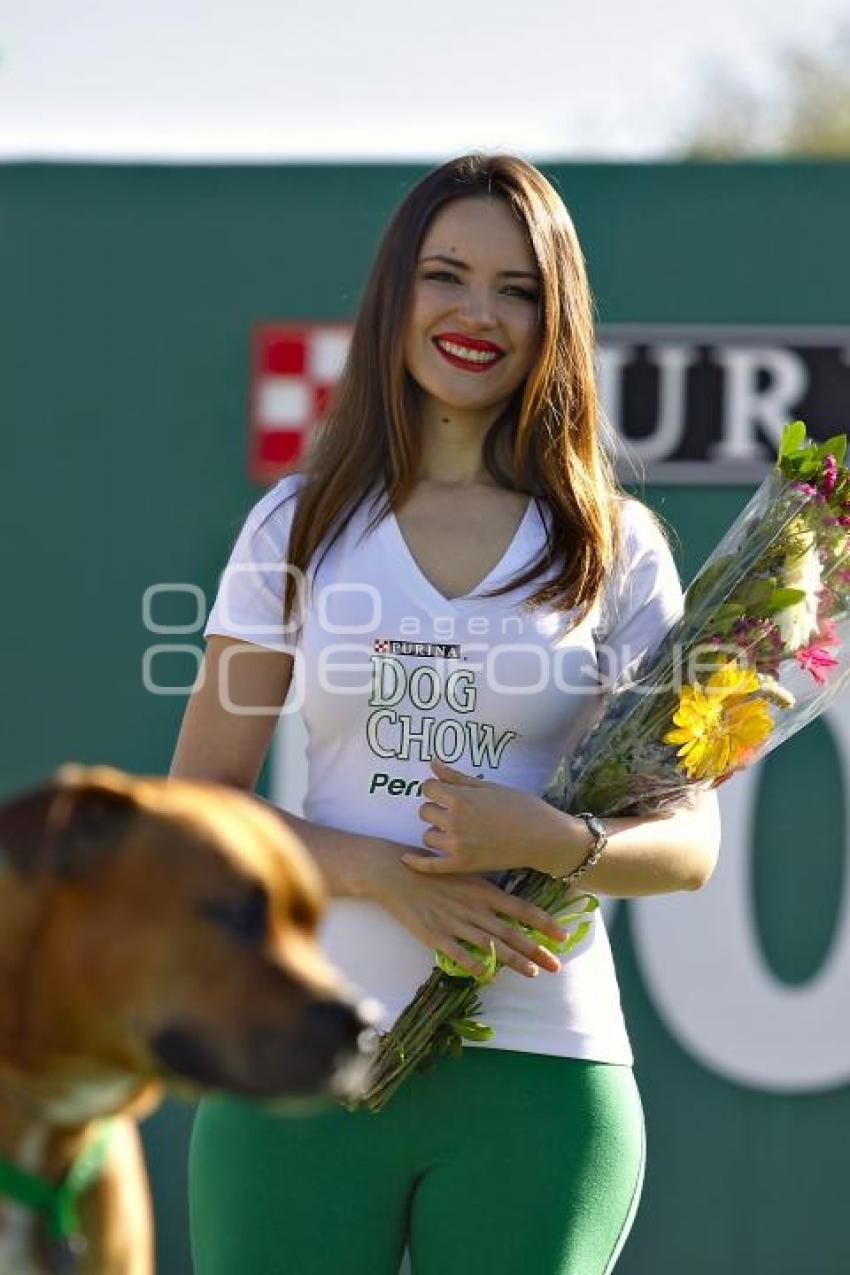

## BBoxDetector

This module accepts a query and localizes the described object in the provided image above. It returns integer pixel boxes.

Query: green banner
[1,159,848,1273]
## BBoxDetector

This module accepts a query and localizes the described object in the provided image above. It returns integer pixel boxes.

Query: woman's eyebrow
[419,252,539,281]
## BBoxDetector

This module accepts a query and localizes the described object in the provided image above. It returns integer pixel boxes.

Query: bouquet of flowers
[354,421,850,1112]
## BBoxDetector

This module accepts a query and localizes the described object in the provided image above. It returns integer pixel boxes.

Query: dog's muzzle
[150,995,380,1101]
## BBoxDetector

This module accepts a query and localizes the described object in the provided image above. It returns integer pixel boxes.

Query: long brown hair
[280,152,624,628]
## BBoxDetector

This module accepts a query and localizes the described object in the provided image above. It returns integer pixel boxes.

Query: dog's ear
[0,766,138,879]
[49,770,139,878]
[0,783,58,875]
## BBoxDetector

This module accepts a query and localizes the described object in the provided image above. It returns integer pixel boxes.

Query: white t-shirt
[203,473,684,1065]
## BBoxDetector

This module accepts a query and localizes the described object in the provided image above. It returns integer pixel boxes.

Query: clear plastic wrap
[546,421,850,820]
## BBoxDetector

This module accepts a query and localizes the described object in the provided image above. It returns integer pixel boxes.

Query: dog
[0,764,375,1274]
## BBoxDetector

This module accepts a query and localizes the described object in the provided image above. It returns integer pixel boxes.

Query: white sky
[0,0,848,160]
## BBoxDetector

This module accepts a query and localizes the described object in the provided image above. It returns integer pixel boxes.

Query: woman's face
[403,195,541,416]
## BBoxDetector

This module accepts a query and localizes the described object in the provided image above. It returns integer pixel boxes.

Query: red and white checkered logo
[373,639,391,654]
[249,323,353,481]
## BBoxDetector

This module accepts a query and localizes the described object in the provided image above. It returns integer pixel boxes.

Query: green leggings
[189,1048,645,1275]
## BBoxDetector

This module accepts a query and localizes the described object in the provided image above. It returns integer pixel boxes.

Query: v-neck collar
[379,497,539,611]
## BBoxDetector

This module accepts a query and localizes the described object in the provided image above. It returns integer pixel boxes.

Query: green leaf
[684,556,737,614]
[553,894,599,925]
[764,587,806,615]
[712,603,744,621]
[742,578,777,606]
[778,420,806,460]
[435,938,498,984]
[511,894,599,956]
[708,603,746,636]
[556,920,592,954]
[817,435,848,465]
[448,1017,495,1042]
[546,895,599,955]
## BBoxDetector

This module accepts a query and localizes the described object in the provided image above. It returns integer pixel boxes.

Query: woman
[172,153,720,1274]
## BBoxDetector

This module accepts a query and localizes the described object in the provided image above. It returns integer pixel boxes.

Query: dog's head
[0,766,376,1110]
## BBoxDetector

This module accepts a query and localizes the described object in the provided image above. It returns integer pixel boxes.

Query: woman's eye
[422,270,458,283]
[421,271,537,302]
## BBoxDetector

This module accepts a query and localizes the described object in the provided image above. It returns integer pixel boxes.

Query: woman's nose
[456,287,498,326]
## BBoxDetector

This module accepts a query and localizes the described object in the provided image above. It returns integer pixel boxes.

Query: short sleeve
[203,474,305,652]
[595,498,684,688]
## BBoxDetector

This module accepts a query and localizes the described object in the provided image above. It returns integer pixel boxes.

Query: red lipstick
[431,333,506,373]
[434,332,505,354]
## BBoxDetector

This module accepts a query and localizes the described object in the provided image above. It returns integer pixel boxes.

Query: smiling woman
[272,151,620,634]
[406,198,540,396]
[179,152,713,1275]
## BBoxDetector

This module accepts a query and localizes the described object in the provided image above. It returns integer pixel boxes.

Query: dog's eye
[200,884,268,944]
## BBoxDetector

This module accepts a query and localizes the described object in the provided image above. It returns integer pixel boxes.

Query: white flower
[778,527,822,650]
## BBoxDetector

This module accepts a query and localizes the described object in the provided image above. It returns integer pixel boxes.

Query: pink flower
[795,642,839,685]
[821,455,838,496]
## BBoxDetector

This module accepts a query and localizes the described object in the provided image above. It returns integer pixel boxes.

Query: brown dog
[0,765,374,1274]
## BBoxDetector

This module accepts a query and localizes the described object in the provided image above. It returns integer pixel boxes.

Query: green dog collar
[0,1118,115,1256]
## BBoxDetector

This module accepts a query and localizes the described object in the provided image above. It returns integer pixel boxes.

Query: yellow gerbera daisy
[663,661,774,782]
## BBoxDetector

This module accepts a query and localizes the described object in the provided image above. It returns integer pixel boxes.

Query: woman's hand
[402,759,571,877]
[364,846,568,980]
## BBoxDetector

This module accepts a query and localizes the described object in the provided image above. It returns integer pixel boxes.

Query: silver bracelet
[558,811,609,888]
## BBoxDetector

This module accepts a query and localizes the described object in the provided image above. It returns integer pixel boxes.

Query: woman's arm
[531,789,721,897]
[404,759,721,898]
[251,796,395,900]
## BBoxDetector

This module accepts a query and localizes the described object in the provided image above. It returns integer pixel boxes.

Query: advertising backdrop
[1,160,849,1273]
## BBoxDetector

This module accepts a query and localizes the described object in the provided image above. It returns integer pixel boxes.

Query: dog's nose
[295,998,380,1104]
[236,998,377,1100]
[300,999,369,1052]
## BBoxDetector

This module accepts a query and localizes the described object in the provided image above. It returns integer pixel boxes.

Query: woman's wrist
[346,839,409,903]
[268,806,399,901]
[528,806,594,879]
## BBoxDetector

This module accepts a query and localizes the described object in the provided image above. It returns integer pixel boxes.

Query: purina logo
[249,321,850,484]
[373,638,463,660]
[249,323,350,480]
